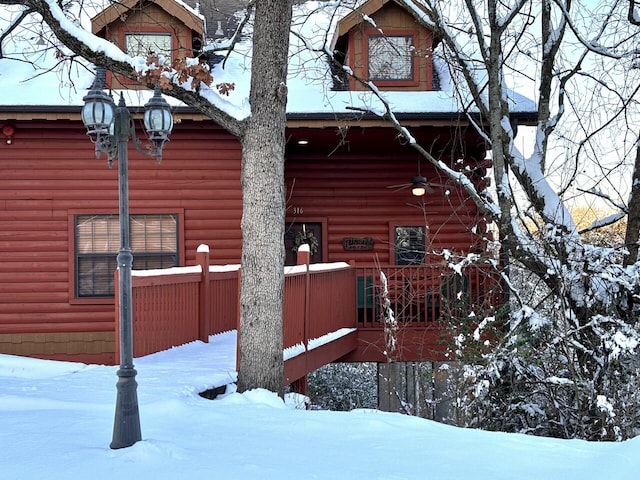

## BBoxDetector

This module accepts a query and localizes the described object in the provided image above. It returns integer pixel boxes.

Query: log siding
[0,119,242,362]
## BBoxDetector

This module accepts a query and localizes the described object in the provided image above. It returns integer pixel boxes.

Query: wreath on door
[292,227,318,255]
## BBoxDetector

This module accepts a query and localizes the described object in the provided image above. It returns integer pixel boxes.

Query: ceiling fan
[387,175,446,196]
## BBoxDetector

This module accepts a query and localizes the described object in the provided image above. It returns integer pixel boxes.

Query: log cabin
[0,0,536,366]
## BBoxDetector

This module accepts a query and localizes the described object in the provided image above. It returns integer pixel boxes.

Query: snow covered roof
[91,0,204,35]
[0,0,537,123]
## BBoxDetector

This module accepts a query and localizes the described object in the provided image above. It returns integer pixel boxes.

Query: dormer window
[362,30,420,87]
[367,34,415,81]
[125,32,173,64]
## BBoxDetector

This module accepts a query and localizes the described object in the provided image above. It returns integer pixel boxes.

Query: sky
[1,330,639,480]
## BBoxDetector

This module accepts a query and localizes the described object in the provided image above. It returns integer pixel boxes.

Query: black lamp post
[81,69,173,449]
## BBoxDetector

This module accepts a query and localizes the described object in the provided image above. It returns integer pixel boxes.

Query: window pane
[76,215,119,254]
[75,214,178,297]
[125,33,172,63]
[133,254,178,271]
[77,256,116,297]
[368,35,414,81]
[394,226,425,265]
[130,214,177,252]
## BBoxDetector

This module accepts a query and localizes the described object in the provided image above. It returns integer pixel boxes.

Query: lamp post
[81,69,173,449]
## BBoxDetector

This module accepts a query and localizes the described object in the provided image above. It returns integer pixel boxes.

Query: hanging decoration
[292,224,318,255]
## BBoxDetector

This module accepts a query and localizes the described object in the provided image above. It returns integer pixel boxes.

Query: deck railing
[116,246,501,363]
[354,262,503,328]
[283,255,356,350]
[117,245,356,361]
[116,246,240,359]
[125,266,201,358]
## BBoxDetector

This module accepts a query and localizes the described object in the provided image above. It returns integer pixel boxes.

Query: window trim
[68,209,185,305]
[362,29,420,87]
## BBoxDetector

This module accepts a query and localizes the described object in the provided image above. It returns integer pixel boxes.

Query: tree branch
[1,0,247,137]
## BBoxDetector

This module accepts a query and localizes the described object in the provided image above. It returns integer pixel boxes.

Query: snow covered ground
[1,331,638,480]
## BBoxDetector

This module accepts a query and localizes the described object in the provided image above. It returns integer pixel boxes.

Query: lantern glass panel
[144,107,173,135]
[82,98,114,130]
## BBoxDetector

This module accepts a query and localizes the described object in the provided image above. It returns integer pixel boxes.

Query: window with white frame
[367,34,415,81]
[74,214,178,298]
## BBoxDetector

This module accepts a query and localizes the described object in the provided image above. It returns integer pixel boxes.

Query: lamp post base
[110,366,142,449]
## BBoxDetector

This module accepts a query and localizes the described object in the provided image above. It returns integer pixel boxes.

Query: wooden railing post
[349,260,357,322]
[297,245,311,350]
[296,244,311,395]
[196,244,211,343]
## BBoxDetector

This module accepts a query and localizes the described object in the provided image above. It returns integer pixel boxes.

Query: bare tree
[408,0,640,439]
[306,0,640,437]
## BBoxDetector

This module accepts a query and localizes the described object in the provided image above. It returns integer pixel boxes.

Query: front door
[284,221,323,265]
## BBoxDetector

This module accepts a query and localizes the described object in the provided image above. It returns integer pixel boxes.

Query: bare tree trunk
[377,362,402,412]
[237,0,292,395]
[624,135,640,267]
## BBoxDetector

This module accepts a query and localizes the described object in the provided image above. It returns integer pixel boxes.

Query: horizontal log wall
[285,153,485,266]
[0,119,242,362]
[0,118,486,363]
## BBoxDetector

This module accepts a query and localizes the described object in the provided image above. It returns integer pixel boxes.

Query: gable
[91,0,204,35]
[91,0,205,89]
[336,0,398,38]
[332,0,436,91]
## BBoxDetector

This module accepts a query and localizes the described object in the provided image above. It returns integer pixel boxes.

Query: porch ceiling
[285,125,487,159]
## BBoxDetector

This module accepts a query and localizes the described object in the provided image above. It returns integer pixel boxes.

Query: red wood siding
[0,119,242,362]
[0,117,486,363]
[284,126,489,266]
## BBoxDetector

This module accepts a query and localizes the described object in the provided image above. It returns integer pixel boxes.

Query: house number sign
[342,237,374,251]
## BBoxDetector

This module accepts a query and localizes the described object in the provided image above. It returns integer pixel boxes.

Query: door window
[394,226,425,265]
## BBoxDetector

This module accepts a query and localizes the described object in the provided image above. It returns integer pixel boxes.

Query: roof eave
[0,105,538,127]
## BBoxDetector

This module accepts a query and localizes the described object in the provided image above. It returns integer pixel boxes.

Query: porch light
[411,175,427,197]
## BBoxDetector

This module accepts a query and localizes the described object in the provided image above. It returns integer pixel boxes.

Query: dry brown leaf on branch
[137,55,214,92]
[216,83,235,96]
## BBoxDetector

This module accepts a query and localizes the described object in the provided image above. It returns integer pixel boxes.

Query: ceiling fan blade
[386,182,412,190]
[426,182,451,190]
